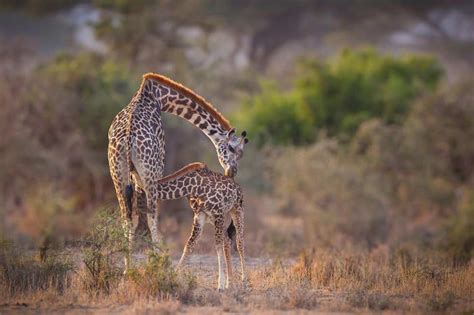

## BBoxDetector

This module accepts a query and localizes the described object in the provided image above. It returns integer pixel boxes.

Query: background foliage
[236,49,443,145]
[0,0,473,268]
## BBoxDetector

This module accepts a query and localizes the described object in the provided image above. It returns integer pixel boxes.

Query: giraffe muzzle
[225,166,237,178]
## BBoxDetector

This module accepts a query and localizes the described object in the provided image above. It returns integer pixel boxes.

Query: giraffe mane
[141,73,232,131]
[158,162,207,184]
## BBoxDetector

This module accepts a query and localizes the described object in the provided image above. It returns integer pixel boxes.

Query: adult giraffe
[108,73,247,271]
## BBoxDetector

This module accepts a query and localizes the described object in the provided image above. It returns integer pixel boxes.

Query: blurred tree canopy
[0,51,138,217]
[36,53,139,150]
[236,49,443,146]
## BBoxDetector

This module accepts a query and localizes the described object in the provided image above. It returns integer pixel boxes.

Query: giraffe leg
[224,233,233,289]
[231,208,246,283]
[132,139,164,253]
[146,195,160,249]
[177,212,205,269]
[214,214,226,291]
[109,151,134,274]
[121,209,134,274]
[135,186,150,238]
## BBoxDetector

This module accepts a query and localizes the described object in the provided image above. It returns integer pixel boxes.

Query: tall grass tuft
[0,238,73,296]
[126,250,197,301]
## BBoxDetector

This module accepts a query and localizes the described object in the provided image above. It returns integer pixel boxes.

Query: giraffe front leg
[177,212,205,269]
[214,214,226,291]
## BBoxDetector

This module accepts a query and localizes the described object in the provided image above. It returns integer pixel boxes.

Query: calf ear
[244,138,249,144]
[241,130,247,137]
[228,128,235,136]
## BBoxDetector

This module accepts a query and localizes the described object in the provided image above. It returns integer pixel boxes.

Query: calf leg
[177,212,206,269]
[214,214,226,290]
[224,234,233,288]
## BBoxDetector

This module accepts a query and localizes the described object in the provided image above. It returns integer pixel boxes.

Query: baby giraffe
[155,162,245,290]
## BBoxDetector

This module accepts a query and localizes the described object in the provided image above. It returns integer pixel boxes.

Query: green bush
[236,82,314,146]
[81,210,127,295]
[237,48,442,146]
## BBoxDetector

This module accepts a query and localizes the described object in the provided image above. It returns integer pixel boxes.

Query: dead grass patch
[0,239,73,297]
[1,236,472,314]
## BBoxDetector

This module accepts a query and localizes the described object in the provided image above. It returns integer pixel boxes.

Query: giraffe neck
[141,76,230,146]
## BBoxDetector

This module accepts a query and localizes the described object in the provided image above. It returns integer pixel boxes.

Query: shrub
[127,251,197,301]
[236,48,442,146]
[80,210,127,295]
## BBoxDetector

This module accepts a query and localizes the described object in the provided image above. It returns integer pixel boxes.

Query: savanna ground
[1,208,473,314]
[2,250,473,314]
[2,1,474,314]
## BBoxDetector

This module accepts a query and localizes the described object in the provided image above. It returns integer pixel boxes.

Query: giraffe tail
[125,184,134,220]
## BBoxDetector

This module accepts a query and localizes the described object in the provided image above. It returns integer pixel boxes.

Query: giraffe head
[217,129,248,178]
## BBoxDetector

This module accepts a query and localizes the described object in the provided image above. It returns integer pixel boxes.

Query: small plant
[127,250,197,301]
[80,210,127,295]
[135,250,179,295]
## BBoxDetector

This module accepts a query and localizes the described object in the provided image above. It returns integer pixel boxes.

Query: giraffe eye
[228,145,236,153]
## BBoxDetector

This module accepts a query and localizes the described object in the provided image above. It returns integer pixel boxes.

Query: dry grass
[0,239,74,297]
[285,248,474,312]
[1,243,473,314]
[1,212,473,313]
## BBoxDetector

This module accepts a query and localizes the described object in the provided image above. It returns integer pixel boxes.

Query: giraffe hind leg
[224,234,233,289]
[231,208,246,284]
[214,214,226,290]
[125,184,134,220]
[135,186,151,238]
[226,220,236,249]
[109,143,135,274]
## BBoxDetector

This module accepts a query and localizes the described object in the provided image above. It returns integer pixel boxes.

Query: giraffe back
[156,163,242,214]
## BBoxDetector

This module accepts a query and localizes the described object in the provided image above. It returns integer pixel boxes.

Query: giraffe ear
[244,138,249,144]
[241,130,247,137]
[228,128,235,136]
